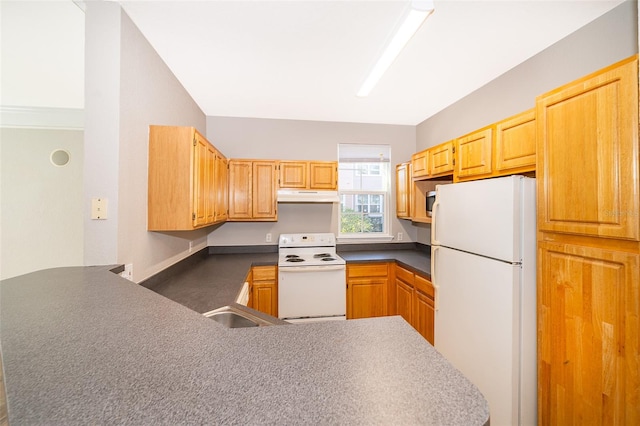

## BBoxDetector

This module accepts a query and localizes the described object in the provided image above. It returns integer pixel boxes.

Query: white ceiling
[1,1,627,125]
[120,0,626,125]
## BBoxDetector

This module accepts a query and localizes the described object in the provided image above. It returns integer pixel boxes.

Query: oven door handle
[279,265,346,272]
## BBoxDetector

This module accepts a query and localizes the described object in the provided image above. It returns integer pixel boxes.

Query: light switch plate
[91,198,108,219]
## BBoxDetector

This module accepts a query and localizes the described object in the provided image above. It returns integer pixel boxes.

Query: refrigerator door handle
[431,245,440,311]
[431,194,441,246]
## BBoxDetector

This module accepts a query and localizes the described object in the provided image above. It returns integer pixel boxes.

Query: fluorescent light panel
[357,1,434,97]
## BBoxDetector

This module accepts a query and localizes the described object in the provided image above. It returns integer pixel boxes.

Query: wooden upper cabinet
[411,150,429,179]
[428,140,455,177]
[228,159,277,221]
[148,126,227,231]
[214,154,228,223]
[536,56,639,241]
[279,160,337,190]
[395,162,411,219]
[495,109,536,174]
[455,127,493,181]
[252,161,278,219]
[228,160,253,220]
[279,161,307,188]
[309,161,337,189]
[192,133,211,227]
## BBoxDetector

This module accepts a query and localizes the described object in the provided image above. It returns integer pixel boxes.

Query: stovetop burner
[278,233,346,268]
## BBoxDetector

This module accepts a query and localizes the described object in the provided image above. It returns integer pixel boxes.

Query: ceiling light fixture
[357,0,435,97]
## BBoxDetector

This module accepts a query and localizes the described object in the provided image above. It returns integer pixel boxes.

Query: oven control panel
[279,233,336,248]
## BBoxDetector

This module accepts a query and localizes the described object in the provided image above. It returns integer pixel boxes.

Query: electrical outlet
[121,263,133,281]
[189,241,193,253]
[397,232,403,241]
[266,233,272,243]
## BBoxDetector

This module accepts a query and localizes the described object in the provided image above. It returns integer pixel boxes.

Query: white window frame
[337,145,392,242]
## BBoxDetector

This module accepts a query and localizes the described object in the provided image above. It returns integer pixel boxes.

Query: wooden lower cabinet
[394,265,414,324]
[249,266,278,317]
[538,240,639,424]
[413,274,435,344]
[347,262,435,344]
[346,263,388,319]
[392,264,435,344]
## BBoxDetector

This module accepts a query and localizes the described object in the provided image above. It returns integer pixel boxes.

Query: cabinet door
[253,161,277,219]
[395,162,411,219]
[347,278,388,319]
[228,160,252,220]
[251,266,278,317]
[252,282,277,317]
[395,279,413,324]
[192,133,210,227]
[495,109,536,174]
[309,161,337,190]
[538,241,640,425]
[429,140,455,177]
[455,128,493,180]
[205,145,216,224]
[411,150,429,179]
[414,274,435,345]
[414,290,435,344]
[279,161,307,188]
[214,153,228,223]
[537,57,639,241]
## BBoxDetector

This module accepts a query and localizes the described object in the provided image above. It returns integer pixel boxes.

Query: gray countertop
[0,260,489,425]
[148,249,430,314]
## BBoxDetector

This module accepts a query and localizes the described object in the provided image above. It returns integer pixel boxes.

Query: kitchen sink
[203,305,276,328]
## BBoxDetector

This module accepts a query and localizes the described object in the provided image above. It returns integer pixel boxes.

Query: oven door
[278,264,346,322]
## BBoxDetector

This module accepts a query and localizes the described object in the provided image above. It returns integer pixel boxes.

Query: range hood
[277,189,340,203]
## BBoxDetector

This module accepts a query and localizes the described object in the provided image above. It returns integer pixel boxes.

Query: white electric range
[278,233,346,323]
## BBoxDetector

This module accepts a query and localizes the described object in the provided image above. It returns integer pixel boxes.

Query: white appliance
[278,233,346,323]
[431,175,536,426]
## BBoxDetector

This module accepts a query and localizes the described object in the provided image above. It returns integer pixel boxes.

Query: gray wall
[414,0,638,244]
[416,0,638,148]
[205,116,416,245]
[84,3,207,282]
[1,128,84,279]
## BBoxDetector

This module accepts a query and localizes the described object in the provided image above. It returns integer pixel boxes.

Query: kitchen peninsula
[0,263,489,425]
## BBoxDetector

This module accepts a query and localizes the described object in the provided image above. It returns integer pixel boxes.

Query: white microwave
[426,191,436,217]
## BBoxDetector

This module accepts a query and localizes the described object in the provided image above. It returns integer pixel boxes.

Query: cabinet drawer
[395,265,414,284]
[414,274,434,299]
[252,265,276,281]
[347,263,388,278]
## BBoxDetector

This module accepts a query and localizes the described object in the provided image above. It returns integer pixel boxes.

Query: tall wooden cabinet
[148,126,227,231]
[536,55,639,425]
[228,160,278,221]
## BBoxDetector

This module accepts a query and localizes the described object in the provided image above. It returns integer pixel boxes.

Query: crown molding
[0,106,84,130]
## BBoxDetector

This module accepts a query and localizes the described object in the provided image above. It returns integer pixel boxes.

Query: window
[338,144,391,238]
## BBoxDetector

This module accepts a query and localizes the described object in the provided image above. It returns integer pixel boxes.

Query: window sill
[337,235,395,243]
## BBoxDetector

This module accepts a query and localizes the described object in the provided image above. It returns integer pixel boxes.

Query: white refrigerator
[431,175,536,426]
